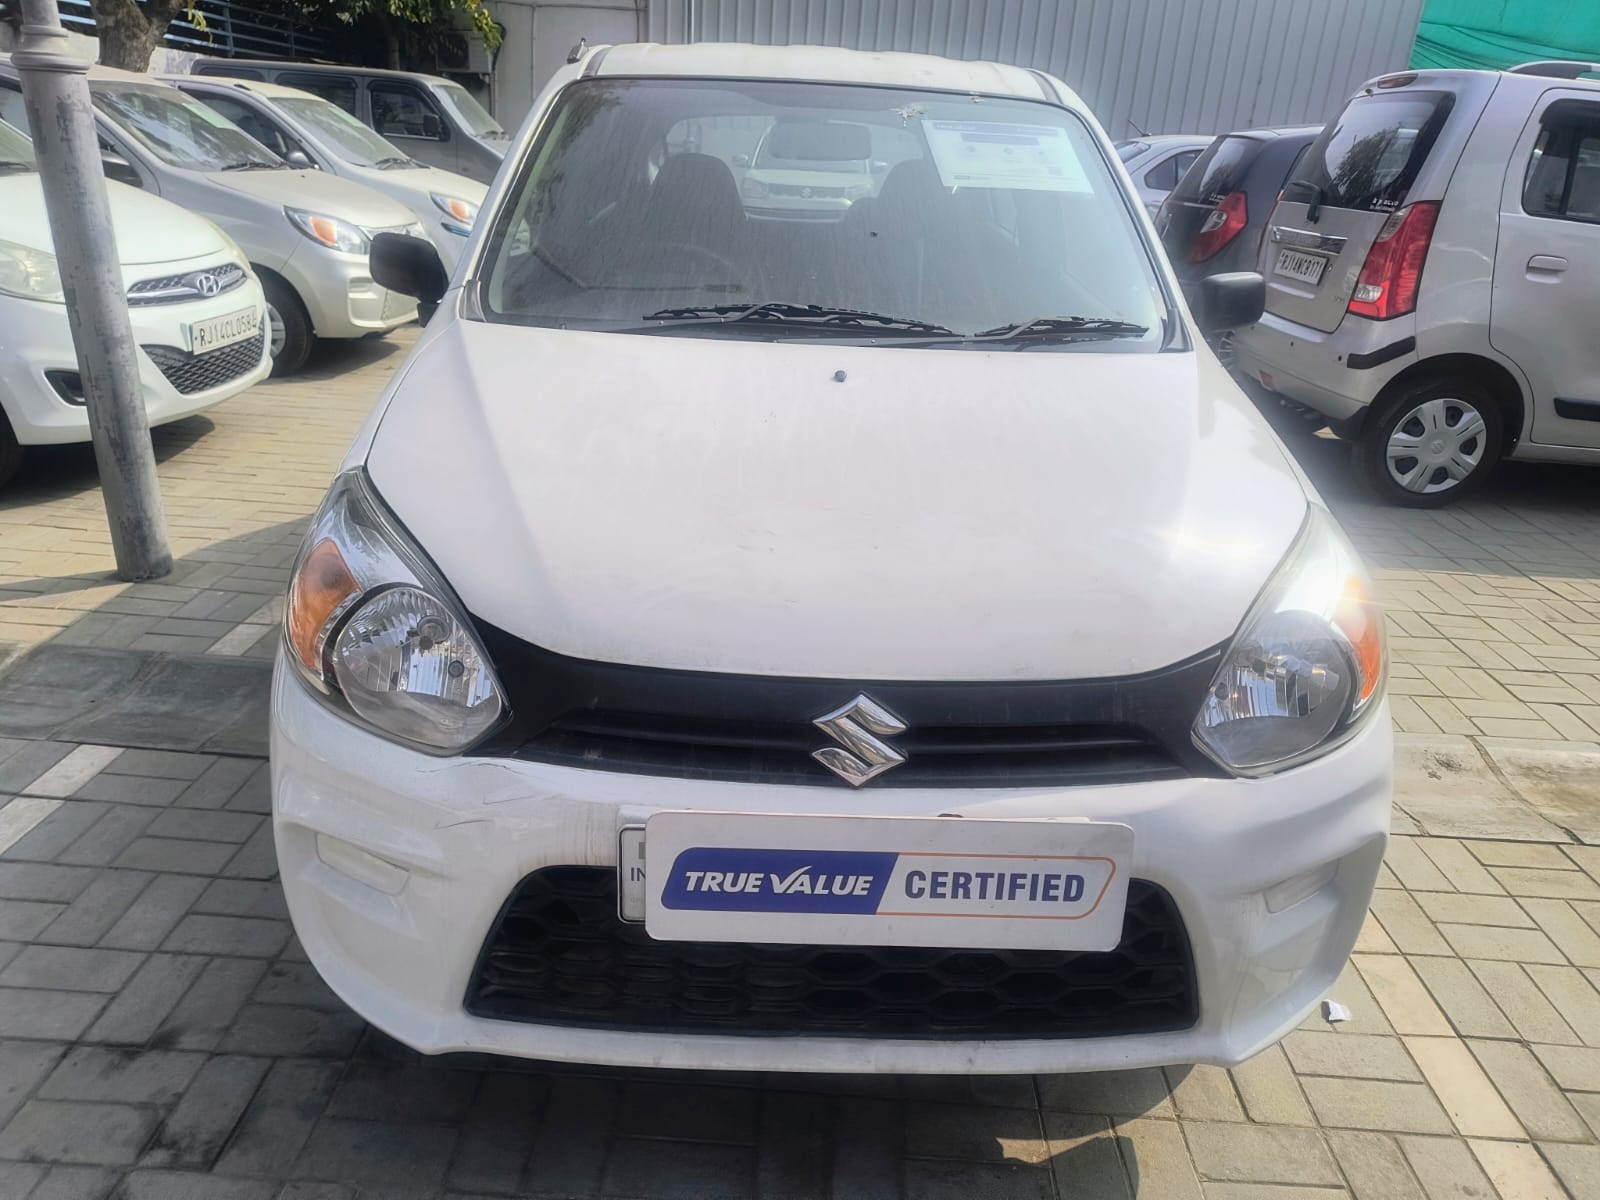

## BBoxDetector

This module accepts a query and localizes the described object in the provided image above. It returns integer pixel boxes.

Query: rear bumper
[272,657,1393,1073]
[1232,311,1418,424]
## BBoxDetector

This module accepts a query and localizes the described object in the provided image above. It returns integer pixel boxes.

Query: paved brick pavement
[0,338,1598,1198]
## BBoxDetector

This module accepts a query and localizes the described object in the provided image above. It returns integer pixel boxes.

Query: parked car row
[0,58,491,488]
[1155,61,1600,507]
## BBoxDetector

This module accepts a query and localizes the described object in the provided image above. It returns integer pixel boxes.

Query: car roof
[190,58,454,88]
[166,75,317,102]
[583,42,1057,103]
[1357,65,1600,97]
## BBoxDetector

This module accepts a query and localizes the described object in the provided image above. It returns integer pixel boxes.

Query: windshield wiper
[969,316,1150,344]
[220,160,281,171]
[641,302,956,336]
[374,155,415,169]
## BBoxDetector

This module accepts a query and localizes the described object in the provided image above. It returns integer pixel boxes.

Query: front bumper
[0,280,270,447]
[281,241,417,340]
[271,656,1392,1073]
[1231,310,1419,425]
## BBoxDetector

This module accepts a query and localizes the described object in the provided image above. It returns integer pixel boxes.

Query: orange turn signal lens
[287,538,360,674]
[1334,576,1384,707]
[442,198,470,220]
[307,215,339,247]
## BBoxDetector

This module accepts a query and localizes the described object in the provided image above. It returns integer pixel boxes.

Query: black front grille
[473,621,1226,788]
[466,867,1198,1039]
[142,332,265,395]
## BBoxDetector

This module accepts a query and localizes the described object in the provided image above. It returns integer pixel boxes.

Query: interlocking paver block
[0,1099,159,1165]
[1325,1130,1426,1200]
[1284,1032,1421,1082]
[1037,1068,1174,1117]
[1409,956,1517,1039]
[1403,1036,1522,1139]
[1467,1139,1567,1200]
[1466,1039,1589,1143]
[1299,1077,1454,1135]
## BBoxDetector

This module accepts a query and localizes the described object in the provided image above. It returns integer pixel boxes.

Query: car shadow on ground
[1,333,407,510]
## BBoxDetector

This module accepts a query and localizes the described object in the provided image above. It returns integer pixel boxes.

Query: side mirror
[371,231,447,324]
[731,152,749,167]
[421,112,443,140]
[102,152,140,187]
[284,148,316,169]
[1195,271,1265,333]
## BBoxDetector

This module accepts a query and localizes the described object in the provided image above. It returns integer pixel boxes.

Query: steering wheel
[656,241,743,283]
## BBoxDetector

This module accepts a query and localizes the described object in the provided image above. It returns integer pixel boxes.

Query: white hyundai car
[272,43,1393,1075]
[0,118,268,488]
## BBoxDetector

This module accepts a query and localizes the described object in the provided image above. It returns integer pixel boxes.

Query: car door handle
[1528,255,1568,273]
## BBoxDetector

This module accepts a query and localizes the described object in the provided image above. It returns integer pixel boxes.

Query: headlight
[284,470,506,753]
[284,208,370,254]
[1194,506,1385,776]
[0,238,65,302]
[431,194,478,224]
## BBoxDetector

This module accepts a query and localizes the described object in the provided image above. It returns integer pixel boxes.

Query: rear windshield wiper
[641,302,956,336]
[1282,178,1324,223]
[970,316,1150,344]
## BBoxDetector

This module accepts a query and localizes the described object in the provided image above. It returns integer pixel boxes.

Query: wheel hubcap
[267,303,286,359]
[1385,396,1486,494]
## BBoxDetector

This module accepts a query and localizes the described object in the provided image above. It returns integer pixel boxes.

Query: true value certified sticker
[642,813,1134,952]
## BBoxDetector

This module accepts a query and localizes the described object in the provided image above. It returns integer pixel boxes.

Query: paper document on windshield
[922,121,1091,192]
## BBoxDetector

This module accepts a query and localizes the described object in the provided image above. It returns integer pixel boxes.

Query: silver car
[1114,134,1213,216]
[0,61,422,376]
[166,76,487,271]
[1232,62,1600,506]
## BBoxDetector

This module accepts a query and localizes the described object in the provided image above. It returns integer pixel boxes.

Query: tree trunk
[379,14,402,70]
[89,0,179,71]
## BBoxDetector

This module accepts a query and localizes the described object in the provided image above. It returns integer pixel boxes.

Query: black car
[1157,125,1323,294]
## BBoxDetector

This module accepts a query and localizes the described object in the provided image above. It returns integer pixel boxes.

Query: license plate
[636,813,1133,951]
[1274,247,1328,285]
[187,306,261,354]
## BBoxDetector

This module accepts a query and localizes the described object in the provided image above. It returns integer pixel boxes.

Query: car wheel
[0,409,21,490]
[1357,379,1502,507]
[262,276,313,377]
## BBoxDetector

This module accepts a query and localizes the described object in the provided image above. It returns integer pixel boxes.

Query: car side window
[1143,154,1180,191]
[370,82,447,141]
[280,73,357,115]
[0,85,27,132]
[1522,99,1600,224]
[1175,149,1202,180]
[194,94,299,160]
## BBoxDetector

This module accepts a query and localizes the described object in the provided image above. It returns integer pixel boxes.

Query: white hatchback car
[0,119,268,488]
[1115,134,1213,215]
[272,43,1392,1075]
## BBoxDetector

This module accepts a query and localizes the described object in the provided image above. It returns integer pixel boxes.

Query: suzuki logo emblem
[812,694,908,786]
[193,273,222,297]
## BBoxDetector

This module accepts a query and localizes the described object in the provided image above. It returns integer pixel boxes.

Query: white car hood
[1,174,227,266]
[366,323,1309,681]
[206,167,417,228]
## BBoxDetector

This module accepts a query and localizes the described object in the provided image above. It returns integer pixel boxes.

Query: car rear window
[1289,90,1454,214]
[1171,135,1259,205]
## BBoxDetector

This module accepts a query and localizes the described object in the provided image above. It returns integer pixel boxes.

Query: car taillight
[1347,201,1438,320]
[1188,191,1248,262]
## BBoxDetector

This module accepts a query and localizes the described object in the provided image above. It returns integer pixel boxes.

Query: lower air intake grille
[466,867,1198,1039]
[142,332,265,395]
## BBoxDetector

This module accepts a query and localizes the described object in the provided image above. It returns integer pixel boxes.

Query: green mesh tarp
[1411,0,1600,70]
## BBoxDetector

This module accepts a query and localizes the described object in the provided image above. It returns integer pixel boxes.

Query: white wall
[490,0,643,128]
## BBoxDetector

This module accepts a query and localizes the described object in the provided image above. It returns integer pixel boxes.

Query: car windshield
[432,82,504,137]
[277,94,408,167]
[0,118,36,171]
[481,78,1167,349]
[92,83,283,170]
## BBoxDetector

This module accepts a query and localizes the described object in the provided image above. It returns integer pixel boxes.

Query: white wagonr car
[1233,62,1600,506]
[272,43,1392,1074]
